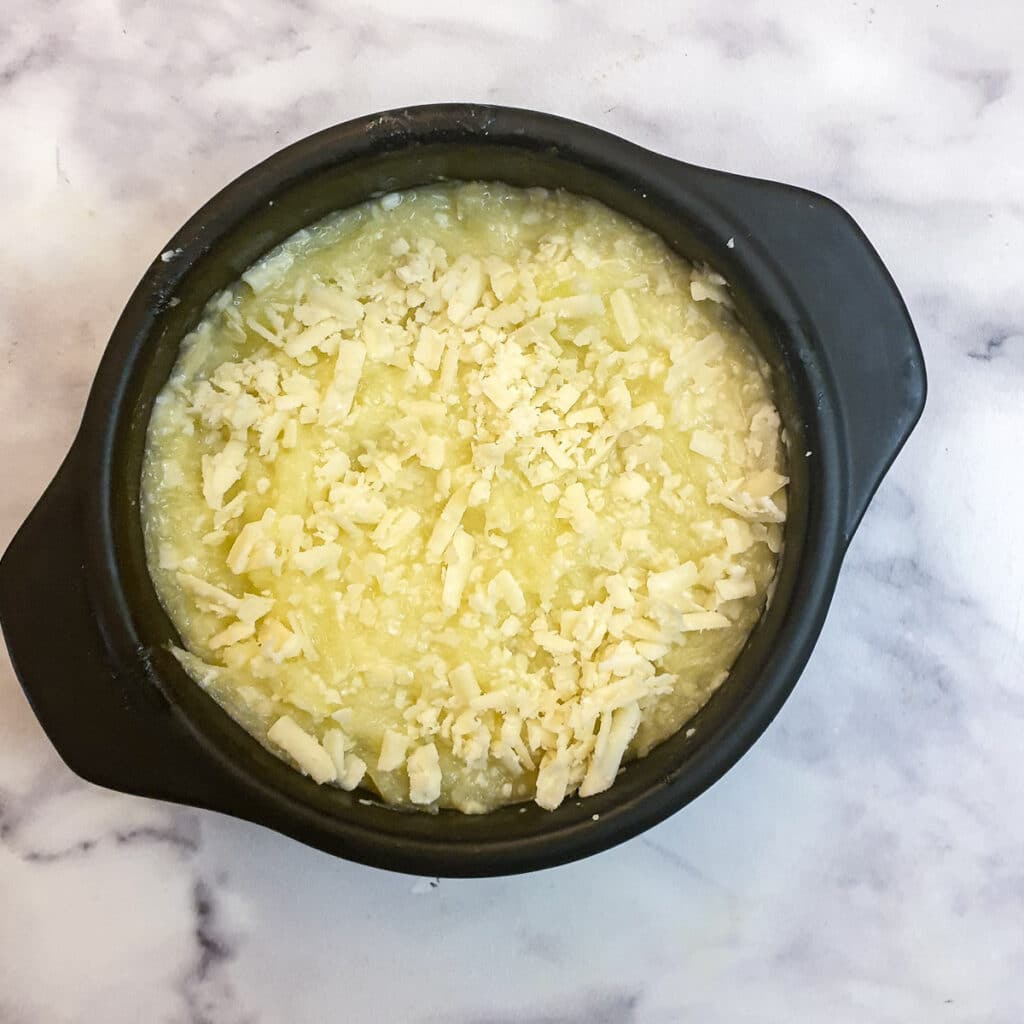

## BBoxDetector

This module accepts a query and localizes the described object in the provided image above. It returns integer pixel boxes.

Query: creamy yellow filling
[141,181,787,813]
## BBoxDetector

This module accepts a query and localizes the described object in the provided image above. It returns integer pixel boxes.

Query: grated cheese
[142,181,787,814]
[267,715,337,784]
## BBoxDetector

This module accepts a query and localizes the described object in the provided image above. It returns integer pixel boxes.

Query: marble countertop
[2,1,1021,1020]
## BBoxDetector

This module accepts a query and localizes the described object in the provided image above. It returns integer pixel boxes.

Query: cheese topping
[142,182,788,813]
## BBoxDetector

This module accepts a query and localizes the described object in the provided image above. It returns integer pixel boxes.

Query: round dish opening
[82,109,846,873]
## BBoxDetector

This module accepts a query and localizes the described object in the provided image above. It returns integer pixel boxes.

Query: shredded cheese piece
[267,716,337,784]
[320,340,366,426]
[407,743,442,804]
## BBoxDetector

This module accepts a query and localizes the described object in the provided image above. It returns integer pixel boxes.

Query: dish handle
[688,170,927,537]
[0,445,252,814]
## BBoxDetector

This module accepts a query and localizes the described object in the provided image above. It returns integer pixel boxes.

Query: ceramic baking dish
[0,105,926,876]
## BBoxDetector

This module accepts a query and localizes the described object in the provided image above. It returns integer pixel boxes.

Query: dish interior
[141,181,788,814]
[104,141,815,839]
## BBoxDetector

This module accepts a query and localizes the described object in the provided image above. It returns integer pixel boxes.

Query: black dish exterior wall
[0,105,925,876]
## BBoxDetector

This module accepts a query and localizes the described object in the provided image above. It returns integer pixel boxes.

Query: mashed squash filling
[141,182,788,813]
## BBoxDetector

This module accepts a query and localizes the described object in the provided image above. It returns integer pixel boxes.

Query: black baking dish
[0,105,925,876]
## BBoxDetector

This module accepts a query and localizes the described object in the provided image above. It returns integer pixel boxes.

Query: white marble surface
[1,0,1021,1020]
